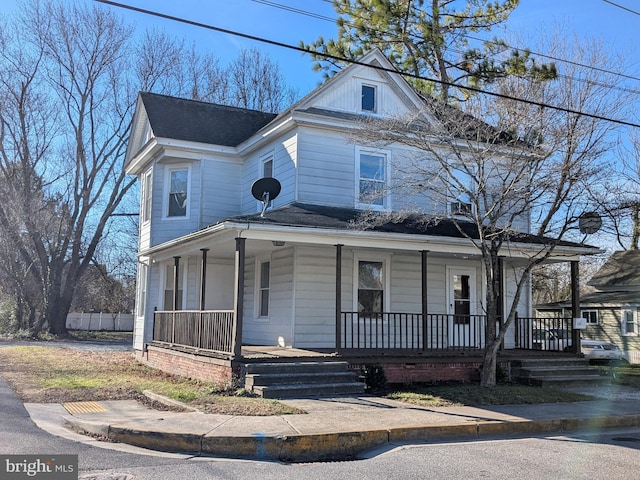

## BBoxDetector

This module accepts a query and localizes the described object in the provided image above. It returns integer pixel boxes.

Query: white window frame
[622,308,638,336]
[136,263,148,318]
[163,164,191,220]
[352,253,391,313]
[256,152,275,212]
[355,146,391,211]
[255,256,271,321]
[140,169,152,224]
[448,164,476,217]
[361,83,377,113]
[162,262,186,311]
[582,309,599,325]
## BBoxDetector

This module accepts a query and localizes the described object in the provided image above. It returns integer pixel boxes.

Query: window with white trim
[263,157,273,178]
[141,170,152,224]
[361,84,377,113]
[165,166,189,218]
[356,147,389,209]
[136,264,147,317]
[257,260,270,318]
[448,164,476,216]
[622,309,638,336]
[358,260,383,313]
[354,254,391,314]
[582,309,599,325]
[163,263,184,310]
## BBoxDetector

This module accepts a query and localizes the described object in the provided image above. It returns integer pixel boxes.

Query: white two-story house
[124,50,597,387]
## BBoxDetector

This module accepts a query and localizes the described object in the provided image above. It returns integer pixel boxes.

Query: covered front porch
[135,204,595,385]
[150,308,578,359]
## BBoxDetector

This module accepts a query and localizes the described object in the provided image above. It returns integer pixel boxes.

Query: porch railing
[153,310,234,356]
[340,312,489,351]
[515,315,573,352]
[152,310,573,356]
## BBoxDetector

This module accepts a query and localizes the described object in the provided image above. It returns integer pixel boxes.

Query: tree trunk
[45,294,73,336]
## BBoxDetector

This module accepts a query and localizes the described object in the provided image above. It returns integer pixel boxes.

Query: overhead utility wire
[94,0,640,129]
[294,0,640,84]
[602,0,640,16]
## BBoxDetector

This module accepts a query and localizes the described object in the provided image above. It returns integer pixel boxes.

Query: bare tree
[0,2,300,336]
[228,48,298,113]
[354,33,630,386]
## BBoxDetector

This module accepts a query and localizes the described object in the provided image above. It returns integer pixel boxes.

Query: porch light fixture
[272,241,285,247]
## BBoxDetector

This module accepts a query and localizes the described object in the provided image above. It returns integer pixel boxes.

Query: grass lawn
[2,340,636,414]
[0,344,303,416]
[386,383,595,407]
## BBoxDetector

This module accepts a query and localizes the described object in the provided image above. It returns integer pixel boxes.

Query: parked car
[532,328,572,351]
[581,339,623,363]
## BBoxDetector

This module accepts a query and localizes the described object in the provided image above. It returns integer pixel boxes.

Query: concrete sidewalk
[22,383,640,462]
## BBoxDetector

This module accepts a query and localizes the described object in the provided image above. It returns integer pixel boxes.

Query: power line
[94,0,640,129]
[260,0,640,86]
[602,0,640,16]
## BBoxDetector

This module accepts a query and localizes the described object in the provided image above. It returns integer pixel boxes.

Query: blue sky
[2,0,639,98]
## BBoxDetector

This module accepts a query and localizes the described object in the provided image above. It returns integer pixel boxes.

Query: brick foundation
[350,361,482,384]
[134,346,236,386]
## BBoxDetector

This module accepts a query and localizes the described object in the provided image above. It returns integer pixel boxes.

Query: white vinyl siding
[312,69,410,118]
[295,128,354,207]
[150,162,201,246]
[200,156,243,226]
[240,132,297,213]
[243,247,295,346]
[294,246,339,348]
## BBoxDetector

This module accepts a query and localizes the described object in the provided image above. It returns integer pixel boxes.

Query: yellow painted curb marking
[63,401,108,414]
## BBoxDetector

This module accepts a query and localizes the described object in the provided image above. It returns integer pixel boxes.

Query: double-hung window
[582,309,599,326]
[141,170,152,223]
[622,309,638,336]
[357,147,389,209]
[166,166,189,218]
[258,260,270,318]
[163,263,184,310]
[357,260,384,313]
[448,164,476,216]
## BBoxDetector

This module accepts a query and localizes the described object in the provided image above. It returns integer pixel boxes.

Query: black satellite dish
[579,211,602,235]
[251,177,281,217]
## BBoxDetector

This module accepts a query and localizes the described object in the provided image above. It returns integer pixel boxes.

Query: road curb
[64,414,640,462]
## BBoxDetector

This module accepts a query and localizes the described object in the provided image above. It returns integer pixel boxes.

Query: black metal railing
[153,310,235,356]
[515,315,573,351]
[339,312,488,351]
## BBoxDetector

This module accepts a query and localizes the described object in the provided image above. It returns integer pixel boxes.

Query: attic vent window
[361,85,376,112]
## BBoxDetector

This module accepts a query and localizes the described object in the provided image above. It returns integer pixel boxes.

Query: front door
[448,268,480,347]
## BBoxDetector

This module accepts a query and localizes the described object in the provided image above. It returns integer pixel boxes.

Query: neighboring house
[536,250,640,364]
[124,50,598,385]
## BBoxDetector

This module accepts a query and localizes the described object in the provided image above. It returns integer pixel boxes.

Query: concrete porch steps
[512,357,609,387]
[244,361,366,399]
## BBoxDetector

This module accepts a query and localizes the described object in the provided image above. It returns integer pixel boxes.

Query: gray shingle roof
[588,250,640,288]
[139,92,277,147]
[222,203,590,247]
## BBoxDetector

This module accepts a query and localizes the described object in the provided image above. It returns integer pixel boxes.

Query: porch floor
[242,345,338,360]
[240,345,578,362]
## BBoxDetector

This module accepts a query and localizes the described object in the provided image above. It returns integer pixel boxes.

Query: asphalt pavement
[23,383,640,463]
